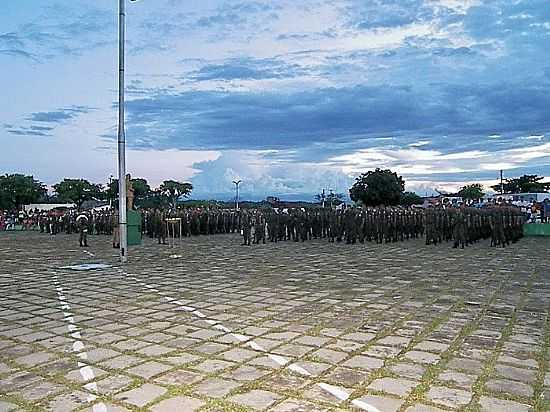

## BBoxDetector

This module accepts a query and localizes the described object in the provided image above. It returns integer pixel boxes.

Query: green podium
[523,223,550,237]
[127,210,142,246]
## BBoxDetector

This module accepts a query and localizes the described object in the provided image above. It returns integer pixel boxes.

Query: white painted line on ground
[122,270,377,411]
[214,324,232,333]
[318,383,350,401]
[268,353,289,366]
[52,274,106,412]
[83,250,95,257]
[351,399,383,412]
[232,333,250,342]
[287,363,312,376]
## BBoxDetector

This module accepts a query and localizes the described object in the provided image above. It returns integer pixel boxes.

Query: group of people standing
[141,209,241,244]
[8,203,526,250]
[239,207,424,245]
[425,205,525,248]
[239,205,525,249]
[15,209,118,237]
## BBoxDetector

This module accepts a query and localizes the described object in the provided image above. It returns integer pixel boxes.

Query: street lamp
[117,0,138,263]
[232,180,242,210]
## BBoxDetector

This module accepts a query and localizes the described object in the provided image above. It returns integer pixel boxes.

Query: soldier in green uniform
[241,211,251,246]
[76,213,89,247]
[452,205,467,249]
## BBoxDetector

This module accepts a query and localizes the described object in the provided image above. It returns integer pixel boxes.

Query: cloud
[0,5,115,60]
[0,48,39,61]
[3,0,550,198]
[190,151,353,200]
[329,141,550,184]
[5,128,51,137]
[28,106,93,123]
[190,57,309,81]
[123,79,550,157]
[343,0,435,30]
[5,106,94,138]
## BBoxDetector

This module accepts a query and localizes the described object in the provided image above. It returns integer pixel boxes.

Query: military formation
[241,205,526,249]
[142,209,241,244]
[425,206,525,248]
[22,204,526,249]
[239,207,424,246]
[8,209,117,236]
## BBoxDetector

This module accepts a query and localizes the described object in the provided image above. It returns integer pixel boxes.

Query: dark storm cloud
[124,80,550,155]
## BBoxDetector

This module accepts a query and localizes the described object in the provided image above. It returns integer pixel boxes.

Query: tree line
[0,174,193,211]
[349,169,549,207]
[1,171,548,212]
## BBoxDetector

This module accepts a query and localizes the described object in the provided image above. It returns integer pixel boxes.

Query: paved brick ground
[0,231,548,411]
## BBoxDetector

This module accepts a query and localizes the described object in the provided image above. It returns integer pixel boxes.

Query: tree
[131,178,151,199]
[106,177,151,207]
[349,168,405,206]
[0,174,47,210]
[400,191,423,207]
[458,184,484,202]
[159,180,193,208]
[491,174,549,194]
[53,179,102,210]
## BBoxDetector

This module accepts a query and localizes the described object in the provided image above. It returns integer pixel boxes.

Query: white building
[492,192,550,203]
[23,203,76,212]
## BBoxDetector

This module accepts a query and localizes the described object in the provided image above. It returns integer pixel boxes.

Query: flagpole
[118,0,128,263]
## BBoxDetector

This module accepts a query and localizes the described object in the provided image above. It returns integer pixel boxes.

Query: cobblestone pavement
[0,232,548,412]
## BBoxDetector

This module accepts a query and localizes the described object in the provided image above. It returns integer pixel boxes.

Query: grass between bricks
[532,308,549,412]
[464,270,536,412]
[398,271,510,412]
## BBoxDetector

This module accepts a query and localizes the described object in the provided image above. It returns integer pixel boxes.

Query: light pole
[117,0,138,263]
[233,180,242,210]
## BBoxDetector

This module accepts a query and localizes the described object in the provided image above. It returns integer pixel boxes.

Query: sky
[1,0,550,201]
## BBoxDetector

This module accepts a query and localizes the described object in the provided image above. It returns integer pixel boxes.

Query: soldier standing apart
[76,213,89,247]
[242,212,252,246]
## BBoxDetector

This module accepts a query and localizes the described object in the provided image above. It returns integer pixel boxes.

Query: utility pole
[500,170,504,195]
[233,180,242,210]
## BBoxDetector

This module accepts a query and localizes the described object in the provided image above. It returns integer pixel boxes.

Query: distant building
[81,200,109,210]
[441,195,463,205]
[421,194,463,207]
[266,196,280,205]
[492,192,550,203]
[24,203,75,212]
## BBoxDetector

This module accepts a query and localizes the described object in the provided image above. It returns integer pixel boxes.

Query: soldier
[254,212,266,244]
[452,205,467,249]
[268,210,279,242]
[344,208,357,244]
[241,211,252,246]
[76,213,89,247]
[155,209,168,245]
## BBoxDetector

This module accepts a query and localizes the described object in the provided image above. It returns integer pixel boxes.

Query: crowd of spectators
[0,209,68,231]
[523,200,550,223]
